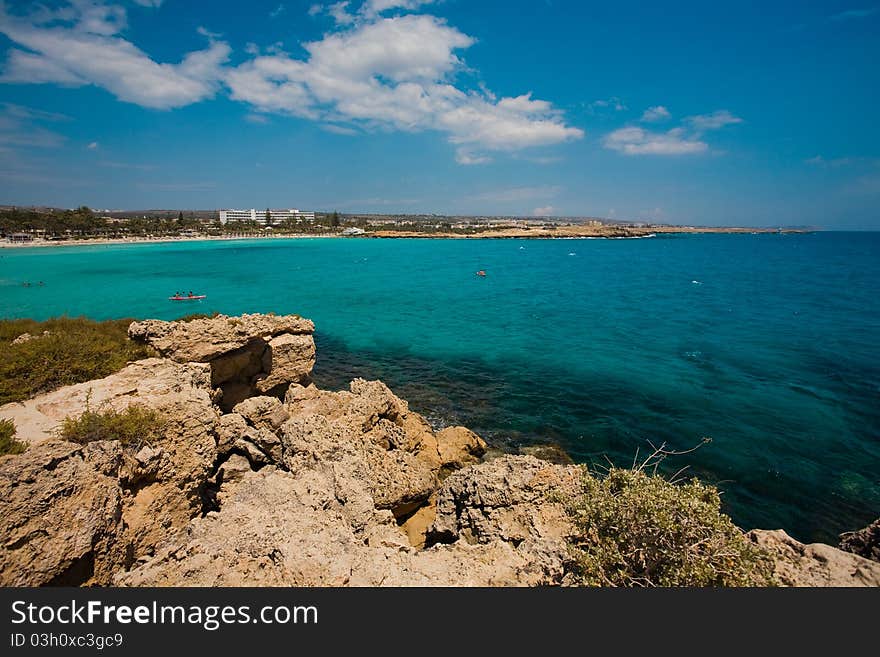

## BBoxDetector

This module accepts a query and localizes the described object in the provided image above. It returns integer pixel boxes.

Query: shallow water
[2,233,878,542]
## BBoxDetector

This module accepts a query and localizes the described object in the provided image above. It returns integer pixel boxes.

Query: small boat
[169,294,206,301]
[476,270,487,277]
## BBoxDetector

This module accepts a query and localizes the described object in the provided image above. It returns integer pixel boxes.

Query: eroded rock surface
[1,313,877,588]
[839,518,880,563]
[0,358,211,445]
[0,440,124,586]
[128,314,314,363]
[129,314,316,410]
[748,529,880,587]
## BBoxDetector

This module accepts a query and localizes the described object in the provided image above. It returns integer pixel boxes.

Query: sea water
[1,232,878,542]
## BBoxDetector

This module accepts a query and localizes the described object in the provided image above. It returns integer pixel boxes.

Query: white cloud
[0,3,230,109]
[640,105,670,122]
[133,0,164,7]
[269,4,285,19]
[533,206,555,216]
[587,97,627,112]
[87,141,98,149]
[455,150,492,165]
[308,4,323,17]
[603,126,707,155]
[197,26,223,39]
[605,109,742,156]
[226,14,582,161]
[686,110,742,132]
[1,3,582,163]
[327,1,356,25]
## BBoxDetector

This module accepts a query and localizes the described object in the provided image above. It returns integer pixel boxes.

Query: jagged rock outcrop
[0,358,221,579]
[839,518,880,563]
[128,314,314,363]
[0,440,125,586]
[1,313,877,588]
[430,456,582,547]
[0,358,212,445]
[129,314,315,411]
[116,466,570,587]
[117,385,218,561]
[748,529,880,586]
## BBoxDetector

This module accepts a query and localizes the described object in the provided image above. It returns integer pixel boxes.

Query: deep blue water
[1,233,878,542]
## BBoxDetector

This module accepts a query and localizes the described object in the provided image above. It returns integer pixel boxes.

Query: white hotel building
[218,208,316,225]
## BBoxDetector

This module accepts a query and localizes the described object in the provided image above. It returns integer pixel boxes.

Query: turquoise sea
[1,233,878,542]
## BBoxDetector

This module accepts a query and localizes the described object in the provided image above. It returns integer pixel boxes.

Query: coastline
[1,312,877,587]
[0,233,337,249]
[0,225,807,249]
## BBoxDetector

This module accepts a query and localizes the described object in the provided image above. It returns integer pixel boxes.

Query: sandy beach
[0,233,336,249]
[1,224,803,249]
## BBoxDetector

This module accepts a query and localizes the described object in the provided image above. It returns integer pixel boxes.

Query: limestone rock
[233,396,290,433]
[0,358,212,446]
[0,440,124,586]
[128,314,314,363]
[11,332,33,344]
[279,380,442,519]
[400,495,437,548]
[129,315,316,411]
[518,443,575,465]
[839,518,880,563]
[118,389,218,560]
[430,455,581,547]
[117,467,571,587]
[254,333,316,393]
[748,529,880,586]
[436,426,487,470]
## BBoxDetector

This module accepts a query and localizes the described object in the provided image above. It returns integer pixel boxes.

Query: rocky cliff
[1,314,878,587]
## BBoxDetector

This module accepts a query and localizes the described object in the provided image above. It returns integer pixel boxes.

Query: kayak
[169,295,206,300]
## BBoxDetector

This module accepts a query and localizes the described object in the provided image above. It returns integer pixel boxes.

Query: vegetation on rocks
[59,403,165,448]
[0,317,154,404]
[0,419,26,456]
[563,464,776,587]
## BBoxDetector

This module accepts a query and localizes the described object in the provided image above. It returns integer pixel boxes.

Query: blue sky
[0,0,878,228]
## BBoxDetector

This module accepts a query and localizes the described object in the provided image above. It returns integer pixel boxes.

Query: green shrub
[0,317,154,404]
[59,403,165,448]
[563,466,775,587]
[0,418,26,456]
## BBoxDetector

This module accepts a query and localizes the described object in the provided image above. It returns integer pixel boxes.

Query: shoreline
[0,233,337,249]
[1,312,877,587]
[0,225,809,249]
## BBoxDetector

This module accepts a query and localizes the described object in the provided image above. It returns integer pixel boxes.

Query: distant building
[7,233,34,242]
[341,227,365,236]
[218,208,316,225]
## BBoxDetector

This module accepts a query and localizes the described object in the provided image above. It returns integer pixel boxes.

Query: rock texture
[129,314,316,410]
[128,314,314,363]
[116,466,571,587]
[839,518,880,563]
[0,357,221,583]
[0,440,125,586]
[748,530,880,587]
[1,313,877,588]
[0,358,212,445]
